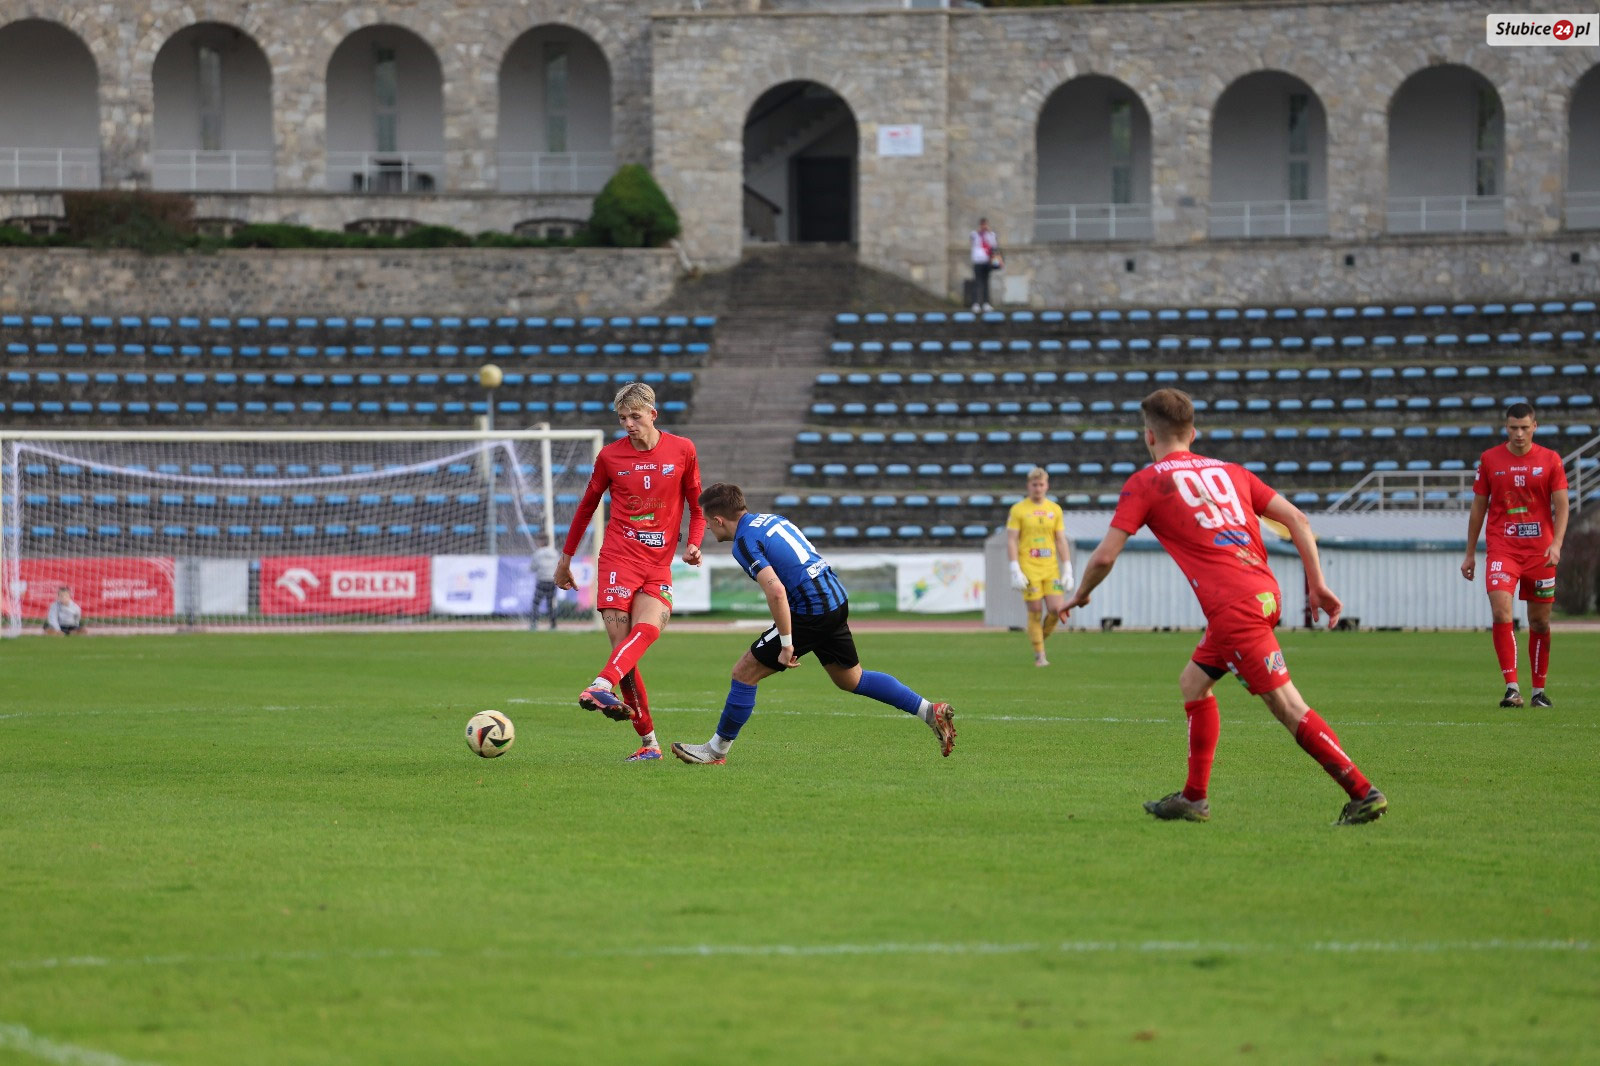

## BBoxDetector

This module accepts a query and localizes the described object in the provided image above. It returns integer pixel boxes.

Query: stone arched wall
[483,4,651,176]
[652,11,949,288]
[948,0,1591,259]
[1,0,655,192]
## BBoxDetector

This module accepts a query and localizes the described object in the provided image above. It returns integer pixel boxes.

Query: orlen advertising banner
[9,557,176,619]
[259,555,430,616]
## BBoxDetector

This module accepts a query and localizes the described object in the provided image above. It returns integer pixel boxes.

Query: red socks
[1181,696,1220,802]
[601,622,660,687]
[1492,622,1518,684]
[1295,709,1371,800]
[619,669,653,738]
[1529,629,1550,690]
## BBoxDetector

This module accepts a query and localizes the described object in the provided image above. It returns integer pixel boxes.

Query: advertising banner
[173,558,251,616]
[895,554,986,613]
[259,555,431,616]
[669,558,711,613]
[10,556,176,620]
[432,556,499,615]
[494,555,595,615]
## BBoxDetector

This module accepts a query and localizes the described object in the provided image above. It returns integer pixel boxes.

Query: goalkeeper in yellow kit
[1006,467,1075,666]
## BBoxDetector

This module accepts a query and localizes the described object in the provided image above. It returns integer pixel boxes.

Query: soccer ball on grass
[465,710,515,758]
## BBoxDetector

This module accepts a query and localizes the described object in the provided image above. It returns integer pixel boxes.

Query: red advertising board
[10,557,176,619]
[259,555,431,616]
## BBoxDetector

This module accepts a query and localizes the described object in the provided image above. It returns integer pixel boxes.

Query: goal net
[1,429,605,635]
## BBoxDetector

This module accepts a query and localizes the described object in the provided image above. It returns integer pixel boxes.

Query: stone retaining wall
[970,234,1600,307]
[0,248,683,316]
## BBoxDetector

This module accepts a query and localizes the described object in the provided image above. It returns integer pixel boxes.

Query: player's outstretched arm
[1262,494,1342,629]
[1060,528,1130,617]
[1461,493,1488,580]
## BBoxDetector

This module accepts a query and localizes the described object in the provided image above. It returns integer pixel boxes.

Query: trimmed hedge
[587,164,680,248]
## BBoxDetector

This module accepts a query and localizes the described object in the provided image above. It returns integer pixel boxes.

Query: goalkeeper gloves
[1008,561,1028,591]
[1060,558,1076,592]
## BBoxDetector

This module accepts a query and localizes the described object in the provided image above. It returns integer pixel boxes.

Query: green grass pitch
[1,628,1596,1065]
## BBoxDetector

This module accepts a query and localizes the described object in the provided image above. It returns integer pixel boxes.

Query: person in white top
[969,218,1001,312]
[45,586,83,635]
[530,543,561,630]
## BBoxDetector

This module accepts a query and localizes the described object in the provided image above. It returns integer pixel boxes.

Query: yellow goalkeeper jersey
[1007,498,1064,573]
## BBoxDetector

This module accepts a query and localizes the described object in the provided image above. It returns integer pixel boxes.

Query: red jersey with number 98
[1473,442,1566,557]
[1110,452,1282,616]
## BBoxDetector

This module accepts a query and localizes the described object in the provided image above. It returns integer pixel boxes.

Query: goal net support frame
[1,429,607,636]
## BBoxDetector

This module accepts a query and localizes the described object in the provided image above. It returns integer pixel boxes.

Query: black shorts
[750,603,859,671]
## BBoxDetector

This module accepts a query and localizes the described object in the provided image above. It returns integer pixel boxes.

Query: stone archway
[0,19,99,188]
[152,23,274,191]
[1210,70,1328,237]
[325,24,445,194]
[1033,74,1152,241]
[497,24,613,194]
[1568,63,1600,229]
[743,80,858,245]
[1387,64,1505,233]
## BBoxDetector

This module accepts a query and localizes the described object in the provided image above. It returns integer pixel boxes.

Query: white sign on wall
[877,124,924,157]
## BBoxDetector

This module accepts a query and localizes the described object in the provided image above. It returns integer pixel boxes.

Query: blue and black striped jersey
[731,512,848,616]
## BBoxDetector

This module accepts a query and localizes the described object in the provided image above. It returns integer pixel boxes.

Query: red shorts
[594,557,673,615]
[1193,591,1291,696]
[1485,552,1556,602]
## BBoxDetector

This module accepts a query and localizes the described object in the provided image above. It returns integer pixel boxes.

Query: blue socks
[715,679,759,742]
[853,670,924,716]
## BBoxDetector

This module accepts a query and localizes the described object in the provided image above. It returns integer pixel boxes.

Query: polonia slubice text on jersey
[1110,451,1282,615]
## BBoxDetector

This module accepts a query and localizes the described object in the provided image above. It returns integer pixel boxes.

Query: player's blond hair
[1141,388,1196,440]
[613,381,657,414]
[1027,466,1048,482]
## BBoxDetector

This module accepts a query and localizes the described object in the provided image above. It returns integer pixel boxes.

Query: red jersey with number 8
[1111,452,1282,616]
[562,431,705,571]
[1473,442,1566,557]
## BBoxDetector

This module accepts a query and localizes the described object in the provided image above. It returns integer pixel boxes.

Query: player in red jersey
[555,382,705,760]
[1061,388,1387,826]
[1461,403,1569,709]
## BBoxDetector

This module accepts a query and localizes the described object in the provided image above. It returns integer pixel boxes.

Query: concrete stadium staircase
[666,245,947,508]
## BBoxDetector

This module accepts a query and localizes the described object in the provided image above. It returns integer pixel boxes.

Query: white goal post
[1,429,606,635]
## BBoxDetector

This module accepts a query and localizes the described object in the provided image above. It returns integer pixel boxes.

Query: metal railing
[743,184,780,243]
[1564,431,1600,514]
[1566,190,1600,231]
[1386,195,1505,234]
[1208,199,1328,238]
[1033,202,1153,242]
[496,152,614,194]
[327,151,445,194]
[0,147,99,189]
[1325,470,1476,512]
[151,149,274,192]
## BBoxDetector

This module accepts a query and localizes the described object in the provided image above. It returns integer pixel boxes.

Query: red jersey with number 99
[1110,452,1282,616]
[1473,442,1567,557]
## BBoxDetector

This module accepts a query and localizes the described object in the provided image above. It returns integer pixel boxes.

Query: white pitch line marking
[4,938,1587,975]
[0,1021,162,1066]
